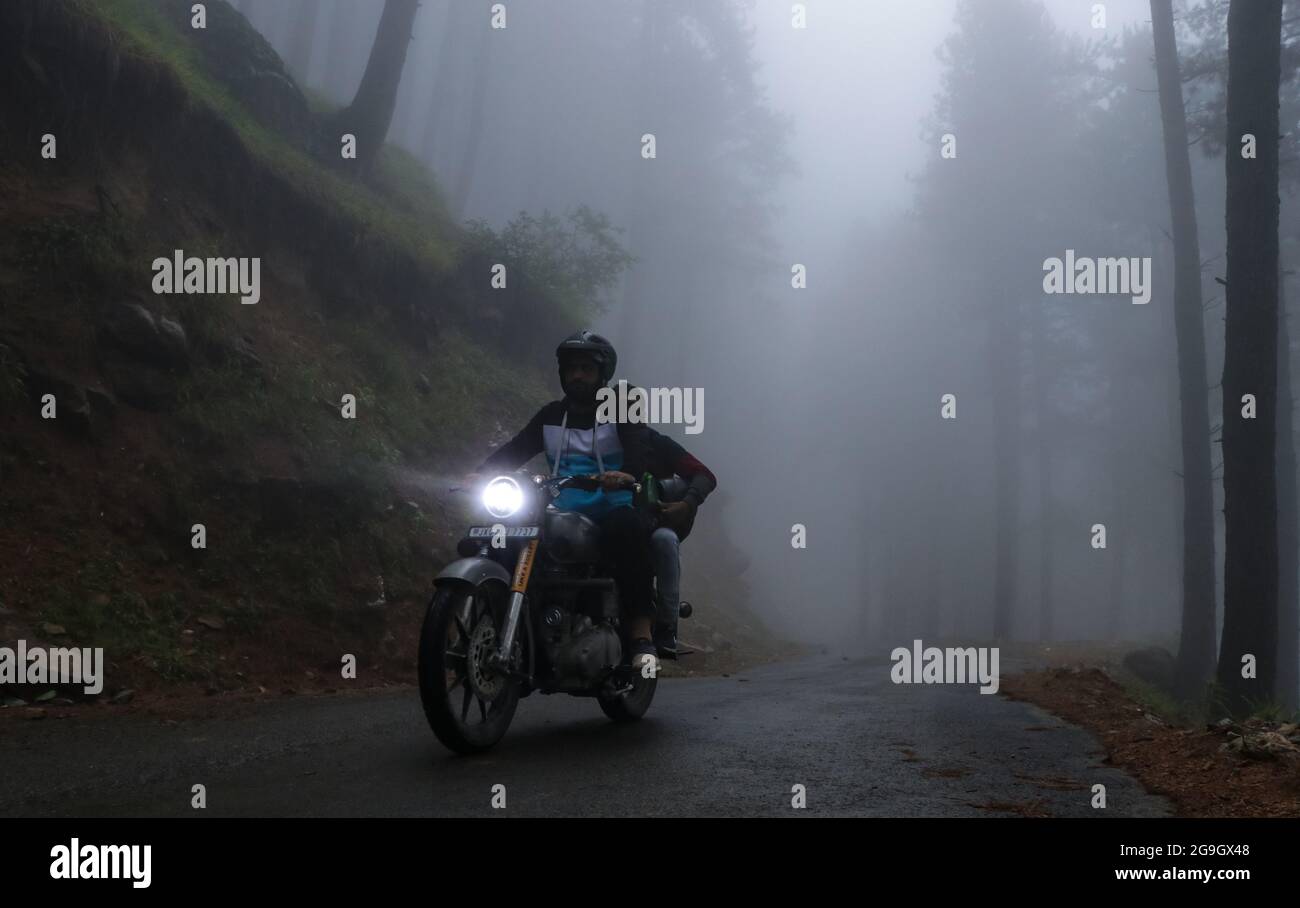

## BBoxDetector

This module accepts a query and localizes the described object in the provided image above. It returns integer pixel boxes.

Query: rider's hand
[657,500,696,533]
[596,470,636,491]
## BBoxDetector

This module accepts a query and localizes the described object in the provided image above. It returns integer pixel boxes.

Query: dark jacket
[477,401,717,528]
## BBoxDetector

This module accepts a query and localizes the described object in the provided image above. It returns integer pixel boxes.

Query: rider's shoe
[653,623,679,660]
[630,637,659,675]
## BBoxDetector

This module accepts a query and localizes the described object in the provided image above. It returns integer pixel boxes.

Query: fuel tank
[544,508,602,563]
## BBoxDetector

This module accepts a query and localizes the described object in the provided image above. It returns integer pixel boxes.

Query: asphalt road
[0,657,1171,817]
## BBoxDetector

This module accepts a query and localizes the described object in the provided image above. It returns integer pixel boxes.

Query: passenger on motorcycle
[627,421,716,657]
[468,331,715,672]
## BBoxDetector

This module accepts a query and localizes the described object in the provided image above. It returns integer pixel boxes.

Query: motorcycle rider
[470,331,715,673]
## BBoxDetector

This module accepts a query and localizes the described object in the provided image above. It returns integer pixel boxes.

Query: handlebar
[451,473,642,496]
[542,473,641,495]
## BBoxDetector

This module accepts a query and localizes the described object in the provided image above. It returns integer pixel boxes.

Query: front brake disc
[466,618,505,702]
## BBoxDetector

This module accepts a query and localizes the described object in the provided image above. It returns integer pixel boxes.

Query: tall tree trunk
[1036,451,1054,641]
[1151,0,1218,698]
[333,0,421,168]
[286,0,322,82]
[323,0,358,101]
[1031,302,1054,639]
[1278,271,1299,710]
[1217,0,1283,717]
[400,0,442,154]
[880,534,907,645]
[933,462,952,639]
[450,15,493,218]
[857,495,875,648]
[1157,228,1186,635]
[1105,368,1129,640]
[915,460,943,640]
[421,0,465,168]
[990,297,1020,639]
[618,0,664,344]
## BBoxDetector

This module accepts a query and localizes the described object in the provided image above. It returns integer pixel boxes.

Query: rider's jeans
[595,506,657,619]
[650,527,681,631]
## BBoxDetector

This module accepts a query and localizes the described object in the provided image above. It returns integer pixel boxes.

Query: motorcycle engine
[546,615,621,682]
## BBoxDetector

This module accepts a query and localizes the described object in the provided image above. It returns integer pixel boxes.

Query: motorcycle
[417,471,683,753]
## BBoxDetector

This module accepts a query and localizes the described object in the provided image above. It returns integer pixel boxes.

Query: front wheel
[418,583,521,754]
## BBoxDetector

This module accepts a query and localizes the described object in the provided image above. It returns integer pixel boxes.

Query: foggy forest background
[223,0,1298,712]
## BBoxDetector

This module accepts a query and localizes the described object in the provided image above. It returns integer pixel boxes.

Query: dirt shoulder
[1002,664,1300,817]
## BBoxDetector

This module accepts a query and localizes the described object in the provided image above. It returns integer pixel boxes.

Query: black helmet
[555,330,617,385]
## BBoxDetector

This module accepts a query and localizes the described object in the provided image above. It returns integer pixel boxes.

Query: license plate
[468,526,539,538]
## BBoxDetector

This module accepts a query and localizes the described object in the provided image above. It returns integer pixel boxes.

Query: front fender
[434,557,511,590]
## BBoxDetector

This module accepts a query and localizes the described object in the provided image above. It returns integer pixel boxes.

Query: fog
[242,0,1293,660]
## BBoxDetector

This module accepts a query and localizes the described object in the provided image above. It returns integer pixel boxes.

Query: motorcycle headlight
[482,475,524,519]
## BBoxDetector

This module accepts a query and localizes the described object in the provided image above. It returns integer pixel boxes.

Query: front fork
[494,539,537,666]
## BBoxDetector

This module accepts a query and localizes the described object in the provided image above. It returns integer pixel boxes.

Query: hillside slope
[0,0,782,710]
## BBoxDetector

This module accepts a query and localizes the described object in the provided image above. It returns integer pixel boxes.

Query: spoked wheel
[598,658,658,722]
[418,583,521,753]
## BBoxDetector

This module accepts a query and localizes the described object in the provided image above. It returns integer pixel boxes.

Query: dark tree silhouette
[1218,0,1284,716]
[1150,0,1218,698]
[421,0,465,166]
[1030,300,1054,640]
[451,10,493,217]
[1279,271,1299,710]
[332,0,421,169]
[1165,0,1300,711]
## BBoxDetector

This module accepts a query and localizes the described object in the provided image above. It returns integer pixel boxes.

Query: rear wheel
[598,662,657,722]
[418,583,521,753]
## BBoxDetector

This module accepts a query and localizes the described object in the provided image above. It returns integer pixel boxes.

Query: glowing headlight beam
[482,476,524,519]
